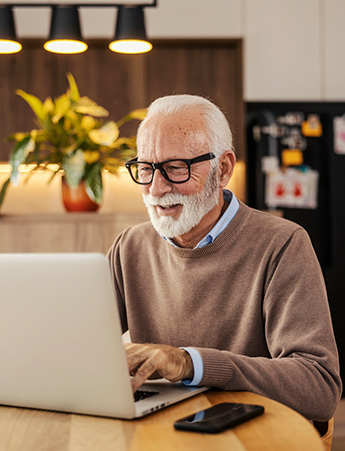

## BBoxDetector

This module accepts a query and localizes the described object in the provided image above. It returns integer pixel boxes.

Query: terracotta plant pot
[61,177,100,212]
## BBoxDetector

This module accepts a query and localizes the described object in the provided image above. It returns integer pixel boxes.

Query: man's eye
[139,166,153,173]
[166,164,188,173]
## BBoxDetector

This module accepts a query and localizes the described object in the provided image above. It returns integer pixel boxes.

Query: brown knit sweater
[108,201,342,421]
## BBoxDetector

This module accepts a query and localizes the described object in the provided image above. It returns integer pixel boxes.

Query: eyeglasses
[125,152,216,185]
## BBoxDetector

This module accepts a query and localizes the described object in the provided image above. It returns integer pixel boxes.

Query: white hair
[137,94,234,159]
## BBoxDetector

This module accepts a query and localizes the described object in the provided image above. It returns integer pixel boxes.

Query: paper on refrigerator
[265,168,319,209]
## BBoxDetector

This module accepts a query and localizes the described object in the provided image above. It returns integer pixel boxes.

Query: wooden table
[0,390,323,450]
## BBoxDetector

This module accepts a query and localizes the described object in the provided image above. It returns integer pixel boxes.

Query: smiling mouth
[155,203,182,216]
[159,204,179,209]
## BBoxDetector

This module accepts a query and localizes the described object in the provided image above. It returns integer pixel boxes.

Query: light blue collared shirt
[194,190,239,248]
[163,190,240,386]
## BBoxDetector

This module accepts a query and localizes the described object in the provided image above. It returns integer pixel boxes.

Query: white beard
[143,168,220,239]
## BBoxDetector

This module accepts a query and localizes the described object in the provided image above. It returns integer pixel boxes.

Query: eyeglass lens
[130,160,190,184]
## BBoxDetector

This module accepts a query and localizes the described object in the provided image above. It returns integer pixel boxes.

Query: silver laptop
[0,253,208,419]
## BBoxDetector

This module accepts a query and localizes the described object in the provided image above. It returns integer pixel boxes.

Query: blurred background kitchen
[0,1,344,447]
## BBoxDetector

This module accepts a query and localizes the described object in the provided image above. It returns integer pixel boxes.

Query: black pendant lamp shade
[0,5,22,54]
[109,6,152,54]
[44,6,87,54]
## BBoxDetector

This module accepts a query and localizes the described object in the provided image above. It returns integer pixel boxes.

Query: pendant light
[109,6,152,55]
[0,5,22,54]
[44,5,87,55]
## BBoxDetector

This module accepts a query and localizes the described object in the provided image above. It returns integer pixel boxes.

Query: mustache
[143,193,191,207]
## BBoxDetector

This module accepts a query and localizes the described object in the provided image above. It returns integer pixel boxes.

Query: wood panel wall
[0,39,244,161]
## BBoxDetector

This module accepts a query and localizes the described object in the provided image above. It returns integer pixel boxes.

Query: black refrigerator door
[246,102,345,390]
[246,102,332,270]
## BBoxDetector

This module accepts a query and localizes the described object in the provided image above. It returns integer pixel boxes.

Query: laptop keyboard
[134,389,160,402]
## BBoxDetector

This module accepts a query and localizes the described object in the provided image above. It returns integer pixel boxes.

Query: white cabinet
[324,0,345,100]
[244,0,321,101]
[15,0,243,39]
[147,0,242,38]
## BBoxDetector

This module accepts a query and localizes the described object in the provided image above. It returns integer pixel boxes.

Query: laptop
[0,253,208,419]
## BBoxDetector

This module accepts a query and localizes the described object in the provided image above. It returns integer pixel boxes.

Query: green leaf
[89,121,119,146]
[84,151,101,164]
[8,132,30,142]
[9,136,35,185]
[128,108,147,121]
[113,136,137,150]
[16,90,46,125]
[52,94,71,124]
[66,73,80,102]
[116,109,146,127]
[0,178,11,209]
[85,164,103,205]
[74,97,109,117]
[80,115,97,131]
[62,149,85,188]
[42,97,54,115]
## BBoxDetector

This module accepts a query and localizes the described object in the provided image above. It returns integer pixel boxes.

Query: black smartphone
[174,402,264,434]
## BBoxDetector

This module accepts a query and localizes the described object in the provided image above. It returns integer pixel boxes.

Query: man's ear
[218,150,236,188]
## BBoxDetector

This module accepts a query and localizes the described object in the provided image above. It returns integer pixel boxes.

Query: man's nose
[149,168,173,197]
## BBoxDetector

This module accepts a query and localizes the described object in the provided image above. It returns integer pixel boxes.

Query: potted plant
[0,73,146,212]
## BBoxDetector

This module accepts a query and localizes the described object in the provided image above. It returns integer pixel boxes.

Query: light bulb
[0,39,22,54]
[44,39,87,55]
[109,39,152,54]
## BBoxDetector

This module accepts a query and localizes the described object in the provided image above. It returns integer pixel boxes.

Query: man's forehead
[137,111,208,160]
[150,108,205,129]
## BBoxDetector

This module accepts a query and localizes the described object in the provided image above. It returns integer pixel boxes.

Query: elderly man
[108,94,342,422]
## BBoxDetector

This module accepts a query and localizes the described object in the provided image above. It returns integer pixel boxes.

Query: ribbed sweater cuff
[195,348,234,388]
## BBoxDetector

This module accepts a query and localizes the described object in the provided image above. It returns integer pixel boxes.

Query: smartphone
[174,402,264,434]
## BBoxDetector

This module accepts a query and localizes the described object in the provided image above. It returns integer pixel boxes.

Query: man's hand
[125,343,194,393]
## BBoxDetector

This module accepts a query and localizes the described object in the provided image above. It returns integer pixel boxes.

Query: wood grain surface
[0,391,323,451]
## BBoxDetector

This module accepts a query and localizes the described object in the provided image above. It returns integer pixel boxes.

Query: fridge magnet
[261,156,279,173]
[333,115,345,154]
[281,149,303,166]
[281,128,307,150]
[277,112,304,126]
[301,114,322,137]
[265,168,319,209]
[261,124,288,138]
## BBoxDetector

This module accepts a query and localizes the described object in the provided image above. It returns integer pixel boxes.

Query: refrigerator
[246,102,345,388]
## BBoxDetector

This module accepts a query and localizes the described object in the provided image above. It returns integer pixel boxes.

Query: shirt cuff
[180,347,204,386]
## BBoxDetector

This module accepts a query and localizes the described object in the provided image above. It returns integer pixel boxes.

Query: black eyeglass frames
[125,152,216,185]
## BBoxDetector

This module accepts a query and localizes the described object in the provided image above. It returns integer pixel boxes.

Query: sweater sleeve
[195,229,342,422]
